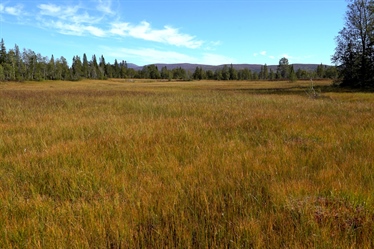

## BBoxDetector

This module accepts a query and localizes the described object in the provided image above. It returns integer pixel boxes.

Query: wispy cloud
[0,3,25,16]
[38,4,102,24]
[34,2,205,49]
[38,19,107,37]
[96,0,115,15]
[2,0,221,65]
[110,21,204,49]
[36,3,113,37]
[254,50,277,60]
[205,41,222,51]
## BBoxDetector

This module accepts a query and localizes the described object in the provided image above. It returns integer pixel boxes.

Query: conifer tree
[82,53,89,78]
[0,39,7,64]
[332,0,374,87]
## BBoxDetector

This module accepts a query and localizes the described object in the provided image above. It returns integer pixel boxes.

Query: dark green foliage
[193,67,205,80]
[289,65,297,82]
[221,65,230,80]
[71,55,82,80]
[259,64,269,80]
[82,53,89,78]
[0,39,7,64]
[229,64,237,80]
[277,57,290,80]
[332,0,374,87]
[316,63,325,78]
[0,38,338,82]
[161,66,171,80]
[172,67,187,80]
[237,68,252,80]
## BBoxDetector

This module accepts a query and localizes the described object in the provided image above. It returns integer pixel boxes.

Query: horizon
[1,1,347,66]
[126,62,331,68]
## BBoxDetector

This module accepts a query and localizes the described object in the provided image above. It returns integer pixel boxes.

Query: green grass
[0,79,373,248]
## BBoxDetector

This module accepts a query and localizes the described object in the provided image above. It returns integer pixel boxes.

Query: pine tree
[14,44,23,80]
[72,55,83,80]
[0,39,7,64]
[277,57,290,80]
[98,55,107,79]
[269,69,275,80]
[289,65,297,82]
[263,64,269,80]
[316,63,325,78]
[161,66,171,80]
[47,55,55,80]
[119,60,127,78]
[82,53,89,78]
[332,0,374,87]
[5,49,17,81]
[90,55,98,79]
[221,65,230,80]
[113,59,120,78]
[229,64,237,80]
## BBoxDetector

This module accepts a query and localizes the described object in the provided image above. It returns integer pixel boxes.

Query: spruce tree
[332,0,374,87]
[0,39,6,64]
[82,53,89,78]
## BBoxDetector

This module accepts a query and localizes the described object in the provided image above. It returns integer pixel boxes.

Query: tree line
[0,39,337,82]
[192,58,337,81]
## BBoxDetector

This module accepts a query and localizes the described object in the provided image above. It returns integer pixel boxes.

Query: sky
[0,0,347,66]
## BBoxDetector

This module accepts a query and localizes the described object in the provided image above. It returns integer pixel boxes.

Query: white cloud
[38,4,100,24]
[0,3,24,16]
[96,0,114,15]
[6,6,21,16]
[110,21,203,49]
[50,21,84,36]
[85,26,106,37]
[38,4,61,15]
[204,41,221,51]
[37,3,107,37]
[35,3,205,48]
[3,1,211,54]
[254,50,277,60]
[40,20,106,37]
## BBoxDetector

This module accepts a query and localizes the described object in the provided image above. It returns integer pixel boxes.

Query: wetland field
[0,79,373,248]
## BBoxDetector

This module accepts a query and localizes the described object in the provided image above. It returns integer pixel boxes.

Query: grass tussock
[0,79,373,248]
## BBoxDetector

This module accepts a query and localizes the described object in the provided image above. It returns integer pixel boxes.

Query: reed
[0,79,373,248]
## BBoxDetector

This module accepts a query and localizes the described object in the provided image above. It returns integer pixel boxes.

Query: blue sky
[0,0,347,66]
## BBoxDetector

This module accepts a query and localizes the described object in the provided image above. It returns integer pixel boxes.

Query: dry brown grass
[0,79,373,248]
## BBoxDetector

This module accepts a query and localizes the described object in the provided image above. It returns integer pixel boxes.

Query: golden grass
[0,79,373,248]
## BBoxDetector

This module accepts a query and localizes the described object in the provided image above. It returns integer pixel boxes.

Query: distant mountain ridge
[127,63,325,73]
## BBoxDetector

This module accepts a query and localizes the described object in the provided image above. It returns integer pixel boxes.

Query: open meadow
[0,79,373,248]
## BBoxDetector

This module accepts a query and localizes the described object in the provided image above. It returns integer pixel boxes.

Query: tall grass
[0,79,373,248]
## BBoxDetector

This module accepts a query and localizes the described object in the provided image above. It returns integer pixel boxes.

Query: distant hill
[127,63,324,73]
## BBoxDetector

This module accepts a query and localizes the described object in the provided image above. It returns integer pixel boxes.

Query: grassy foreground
[0,79,373,248]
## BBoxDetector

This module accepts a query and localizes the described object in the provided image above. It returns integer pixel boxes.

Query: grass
[0,79,373,248]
